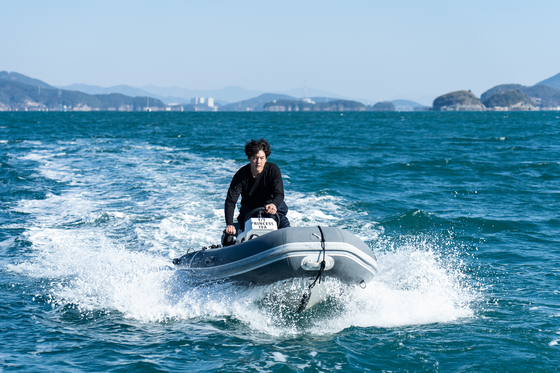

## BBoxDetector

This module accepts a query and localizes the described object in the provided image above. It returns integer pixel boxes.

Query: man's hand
[265,203,277,215]
[225,225,236,235]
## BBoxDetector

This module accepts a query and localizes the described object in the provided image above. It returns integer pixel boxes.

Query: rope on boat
[296,225,327,313]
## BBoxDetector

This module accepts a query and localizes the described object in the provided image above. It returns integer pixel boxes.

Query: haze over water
[1,112,559,371]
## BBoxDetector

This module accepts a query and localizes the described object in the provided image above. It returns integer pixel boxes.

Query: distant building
[190,97,215,110]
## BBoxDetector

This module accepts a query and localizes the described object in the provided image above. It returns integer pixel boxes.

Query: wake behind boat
[173,210,378,292]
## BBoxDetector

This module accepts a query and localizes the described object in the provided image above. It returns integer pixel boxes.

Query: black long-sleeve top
[224,162,285,226]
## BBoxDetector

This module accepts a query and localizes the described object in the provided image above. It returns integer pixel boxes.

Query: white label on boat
[301,255,335,271]
[247,218,278,230]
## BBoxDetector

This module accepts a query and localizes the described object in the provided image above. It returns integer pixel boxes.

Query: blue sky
[2,0,559,104]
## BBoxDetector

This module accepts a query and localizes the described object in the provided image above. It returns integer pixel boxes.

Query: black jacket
[224,162,285,226]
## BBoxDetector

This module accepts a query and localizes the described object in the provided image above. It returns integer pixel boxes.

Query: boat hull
[174,226,378,287]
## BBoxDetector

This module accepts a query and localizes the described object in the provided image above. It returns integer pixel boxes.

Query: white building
[191,97,214,108]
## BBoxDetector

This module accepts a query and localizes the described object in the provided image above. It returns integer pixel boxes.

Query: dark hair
[245,139,271,158]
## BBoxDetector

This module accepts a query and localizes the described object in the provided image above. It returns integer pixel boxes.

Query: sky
[2,0,559,105]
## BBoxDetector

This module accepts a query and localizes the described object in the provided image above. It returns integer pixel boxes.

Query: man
[224,139,290,236]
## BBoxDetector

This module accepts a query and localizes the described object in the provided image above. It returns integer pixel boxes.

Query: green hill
[370,101,395,111]
[523,85,560,107]
[391,99,425,109]
[433,90,485,111]
[481,83,560,109]
[263,99,366,112]
[220,93,296,111]
[0,80,166,111]
[0,71,53,89]
[536,72,560,91]
[480,84,525,102]
[482,90,533,109]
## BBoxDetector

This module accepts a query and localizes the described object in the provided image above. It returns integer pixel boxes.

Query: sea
[1,111,559,372]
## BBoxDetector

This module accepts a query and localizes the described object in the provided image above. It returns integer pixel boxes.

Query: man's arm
[225,186,241,226]
[225,170,244,226]
[269,163,285,209]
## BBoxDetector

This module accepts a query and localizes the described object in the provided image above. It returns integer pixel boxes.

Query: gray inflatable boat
[173,215,378,287]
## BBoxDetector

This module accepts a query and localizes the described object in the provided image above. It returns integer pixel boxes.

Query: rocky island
[433,90,485,111]
[482,89,534,111]
[434,82,560,112]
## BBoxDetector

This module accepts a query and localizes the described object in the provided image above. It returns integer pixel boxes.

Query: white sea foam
[271,352,288,362]
[20,150,76,182]
[222,237,476,335]
[286,192,348,228]
[16,192,97,227]
[347,245,475,327]
[10,218,476,335]
[20,152,50,161]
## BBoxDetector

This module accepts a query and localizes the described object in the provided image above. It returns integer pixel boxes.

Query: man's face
[249,150,267,176]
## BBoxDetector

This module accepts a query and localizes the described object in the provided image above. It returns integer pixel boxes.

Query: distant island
[263,99,366,112]
[1,70,560,112]
[432,90,485,111]
[0,72,166,112]
[370,101,395,111]
[432,73,560,112]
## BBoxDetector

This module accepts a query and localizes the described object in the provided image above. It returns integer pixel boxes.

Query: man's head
[244,139,271,158]
[245,139,271,176]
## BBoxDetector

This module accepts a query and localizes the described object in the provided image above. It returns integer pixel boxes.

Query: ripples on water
[1,112,559,371]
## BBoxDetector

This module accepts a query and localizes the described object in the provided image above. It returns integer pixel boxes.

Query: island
[0,72,166,111]
[263,99,366,112]
[0,80,166,112]
[482,89,534,111]
[369,101,395,111]
[435,83,560,111]
[432,90,485,111]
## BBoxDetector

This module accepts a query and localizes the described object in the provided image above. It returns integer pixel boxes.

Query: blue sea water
[1,111,559,372]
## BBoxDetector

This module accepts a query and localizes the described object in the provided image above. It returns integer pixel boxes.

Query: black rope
[309,225,327,287]
[296,225,327,313]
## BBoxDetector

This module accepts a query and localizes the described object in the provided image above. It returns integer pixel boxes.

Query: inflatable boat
[173,208,378,290]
